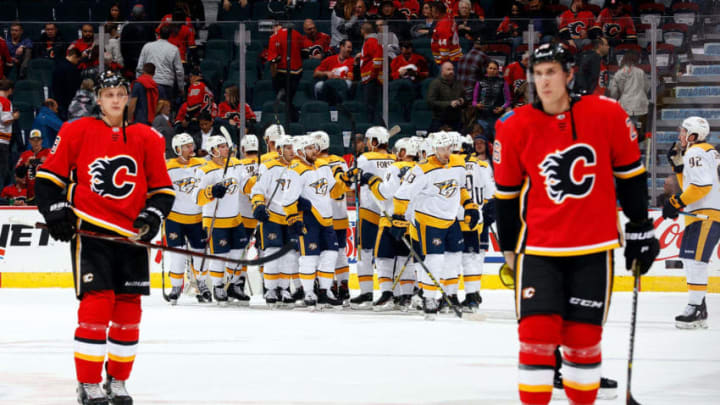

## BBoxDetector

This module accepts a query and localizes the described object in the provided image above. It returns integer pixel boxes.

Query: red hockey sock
[517,314,562,405]
[75,290,115,383]
[561,321,603,405]
[106,294,142,381]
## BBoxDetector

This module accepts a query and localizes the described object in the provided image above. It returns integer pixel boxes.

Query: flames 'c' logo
[539,144,596,204]
[89,155,138,199]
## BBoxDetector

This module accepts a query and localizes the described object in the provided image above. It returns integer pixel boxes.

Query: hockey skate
[553,373,618,400]
[264,288,278,308]
[104,375,133,405]
[228,283,251,306]
[304,291,318,310]
[318,288,343,309]
[675,298,708,329]
[422,296,438,320]
[77,382,109,405]
[396,295,412,312]
[213,285,228,305]
[167,286,182,305]
[349,292,373,309]
[372,291,395,312]
[277,288,295,309]
[291,286,306,307]
[195,280,212,303]
[438,295,460,314]
[338,281,350,306]
[461,292,482,313]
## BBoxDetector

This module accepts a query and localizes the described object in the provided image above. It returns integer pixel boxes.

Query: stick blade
[627,393,641,405]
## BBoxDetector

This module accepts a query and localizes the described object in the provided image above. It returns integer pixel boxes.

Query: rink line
[1,272,719,292]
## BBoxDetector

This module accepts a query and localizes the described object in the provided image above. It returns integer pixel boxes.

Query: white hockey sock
[298,255,320,294]
[443,252,461,296]
[462,251,484,294]
[357,248,375,294]
[398,257,416,295]
[375,257,395,292]
[209,257,226,287]
[279,249,299,290]
[262,247,281,291]
[168,251,186,287]
[421,254,444,299]
[227,249,244,284]
[318,249,338,290]
[684,259,708,305]
[335,248,349,283]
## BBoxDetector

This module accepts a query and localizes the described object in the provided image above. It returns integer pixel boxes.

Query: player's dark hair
[159,26,171,40]
[142,63,156,75]
[67,47,82,58]
[430,2,445,14]
[198,111,213,122]
[0,79,12,91]
[399,40,412,49]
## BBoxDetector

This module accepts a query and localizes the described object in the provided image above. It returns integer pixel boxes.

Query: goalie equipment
[310,130,331,152]
[264,124,286,143]
[172,133,195,156]
[241,134,259,152]
[206,135,228,157]
[365,126,390,146]
[681,116,710,144]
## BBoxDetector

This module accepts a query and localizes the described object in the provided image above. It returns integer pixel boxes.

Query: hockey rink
[0,289,718,404]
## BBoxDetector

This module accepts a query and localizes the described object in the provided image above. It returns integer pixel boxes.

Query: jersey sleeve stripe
[613,159,645,179]
[147,187,176,197]
[36,169,69,188]
[495,183,522,199]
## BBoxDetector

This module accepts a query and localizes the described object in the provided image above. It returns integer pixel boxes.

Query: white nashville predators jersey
[284,160,345,227]
[357,151,396,217]
[237,156,259,222]
[250,158,293,225]
[374,161,416,217]
[681,143,720,215]
[456,155,490,230]
[394,155,471,228]
[319,155,350,228]
[196,158,254,228]
[166,157,205,223]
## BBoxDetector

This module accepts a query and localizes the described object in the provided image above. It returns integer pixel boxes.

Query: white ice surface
[0,289,719,404]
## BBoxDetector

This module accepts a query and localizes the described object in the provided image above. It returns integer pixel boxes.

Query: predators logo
[174,177,199,194]
[275,178,291,191]
[433,179,458,198]
[310,178,329,195]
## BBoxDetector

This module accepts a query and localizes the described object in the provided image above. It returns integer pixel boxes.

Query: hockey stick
[387,124,401,138]
[390,254,413,292]
[159,226,171,302]
[27,221,293,266]
[626,260,642,405]
[335,103,361,262]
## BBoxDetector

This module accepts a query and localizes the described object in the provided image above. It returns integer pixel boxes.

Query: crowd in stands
[0,0,712,204]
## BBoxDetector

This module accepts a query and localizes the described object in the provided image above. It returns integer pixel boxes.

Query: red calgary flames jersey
[558,10,597,40]
[360,36,383,83]
[595,8,637,41]
[493,96,644,256]
[431,15,462,64]
[37,118,174,237]
[317,54,355,80]
[267,28,306,73]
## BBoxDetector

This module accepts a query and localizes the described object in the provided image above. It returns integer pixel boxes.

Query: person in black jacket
[373,0,410,41]
[120,5,156,78]
[471,61,509,140]
[573,37,610,95]
[32,23,68,61]
[51,48,82,121]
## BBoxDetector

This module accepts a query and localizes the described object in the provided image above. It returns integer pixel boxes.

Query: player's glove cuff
[133,206,163,242]
[669,193,686,209]
[624,219,660,275]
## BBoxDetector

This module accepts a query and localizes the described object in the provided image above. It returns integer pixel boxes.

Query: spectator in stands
[427,61,465,132]
[68,79,98,120]
[174,68,217,134]
[374,0,411,41]
[121,4,156,78]
[104,23,124,67]
[52,47,82,120]
[69,24,99,71]
[16,129,50,199]
[558,0,596,52]
[1,166,28,206]
[591,1,636,46]
[456,37,491,101]
[7,23,32,80]
[219,0,251,21]
[574,37,609,95]
[0,79,17,187]
[373,19,400,59]
[331,0,356,49]
[359,22,384,124]
[504,51,528,107]
[410,2,434,38]
[339,0,371,51]
[136,26,185,105]
[119,0,155,20]
[268,22,307,121]
[158,8,197,66]
[192,111,220,154]
[0,36,12,80]
[106,2,124,33]
[314,39,355,103]
[218,85,257,134]
[523,0,557,44]
[431,1,462,65]
[31,99,62,149]
[178,0,206,29]
[472,60,509,141]
[33,23,67,61]
[152,100,175,156]
[304,19,332,59]
[609,50,650,140]
[396,0,420,19]
[472,132,489,163]
[390,41,429,83]
[455,0,484,41]
[496,2,524,55]
[129,63,159,125]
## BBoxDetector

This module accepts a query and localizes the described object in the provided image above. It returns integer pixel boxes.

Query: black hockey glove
[133,206,163,242]
[211,183,227,199]
[390,214,409,241]
[482,198,496,226]
[666,142,684,174]
[624,220,660,275]
[398,166,411,179]
[287,214,305,243]
[662,193,685,220]
[464,204,480,229]
[44,202,77,242]
[336,167,359,187]
[253,204,270,223]
[297,197,312,212]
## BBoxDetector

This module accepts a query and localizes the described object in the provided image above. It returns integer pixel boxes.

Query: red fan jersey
[187,81,215,112]
[504,61,527,104]
[0,96,12,144]
[304,32,331,58]
[558,10,597,40]
[1,183,27,203]
[493,96,644,256]
[37,118,174,237]
[218,101,257,122]
[16,148,51,198]
[390,53,429,81]
[68,39,98,70]
[175,101,219,125]
[595,8,637,41]
[0,39,11,79]
[431,15,462,64]
[496,16,519,36]
[396,0,420,18]
[360,35,383,83]
[267,28,306,74]
[316,54,355,80]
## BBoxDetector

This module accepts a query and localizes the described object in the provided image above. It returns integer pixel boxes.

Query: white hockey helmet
[172,133,195,156]
[206,135,228,157]
[293,135,317,158]
[264,124,285,143]
[310,130,330,151]
[431,131,454,154]
[681,116,710,142]
[276,134,294,149]
[241,134,259,152]
[395,137,419,157]
[365,126,390,146]
[447,131,463,152]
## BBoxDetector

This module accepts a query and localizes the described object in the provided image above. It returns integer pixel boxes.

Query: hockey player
[312,131,352,303]
[261,124,285,164]
[35,70,175,405]
[251,134,299,307]
[391,131,480,319]
[493,43,658,405]
[165,133,209,304]
[352,126,396,309]
[237,134,261,285]
[196,135,255,305]
[283,136,355,307]
[363,137,419,310]
[663,116,717,329]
